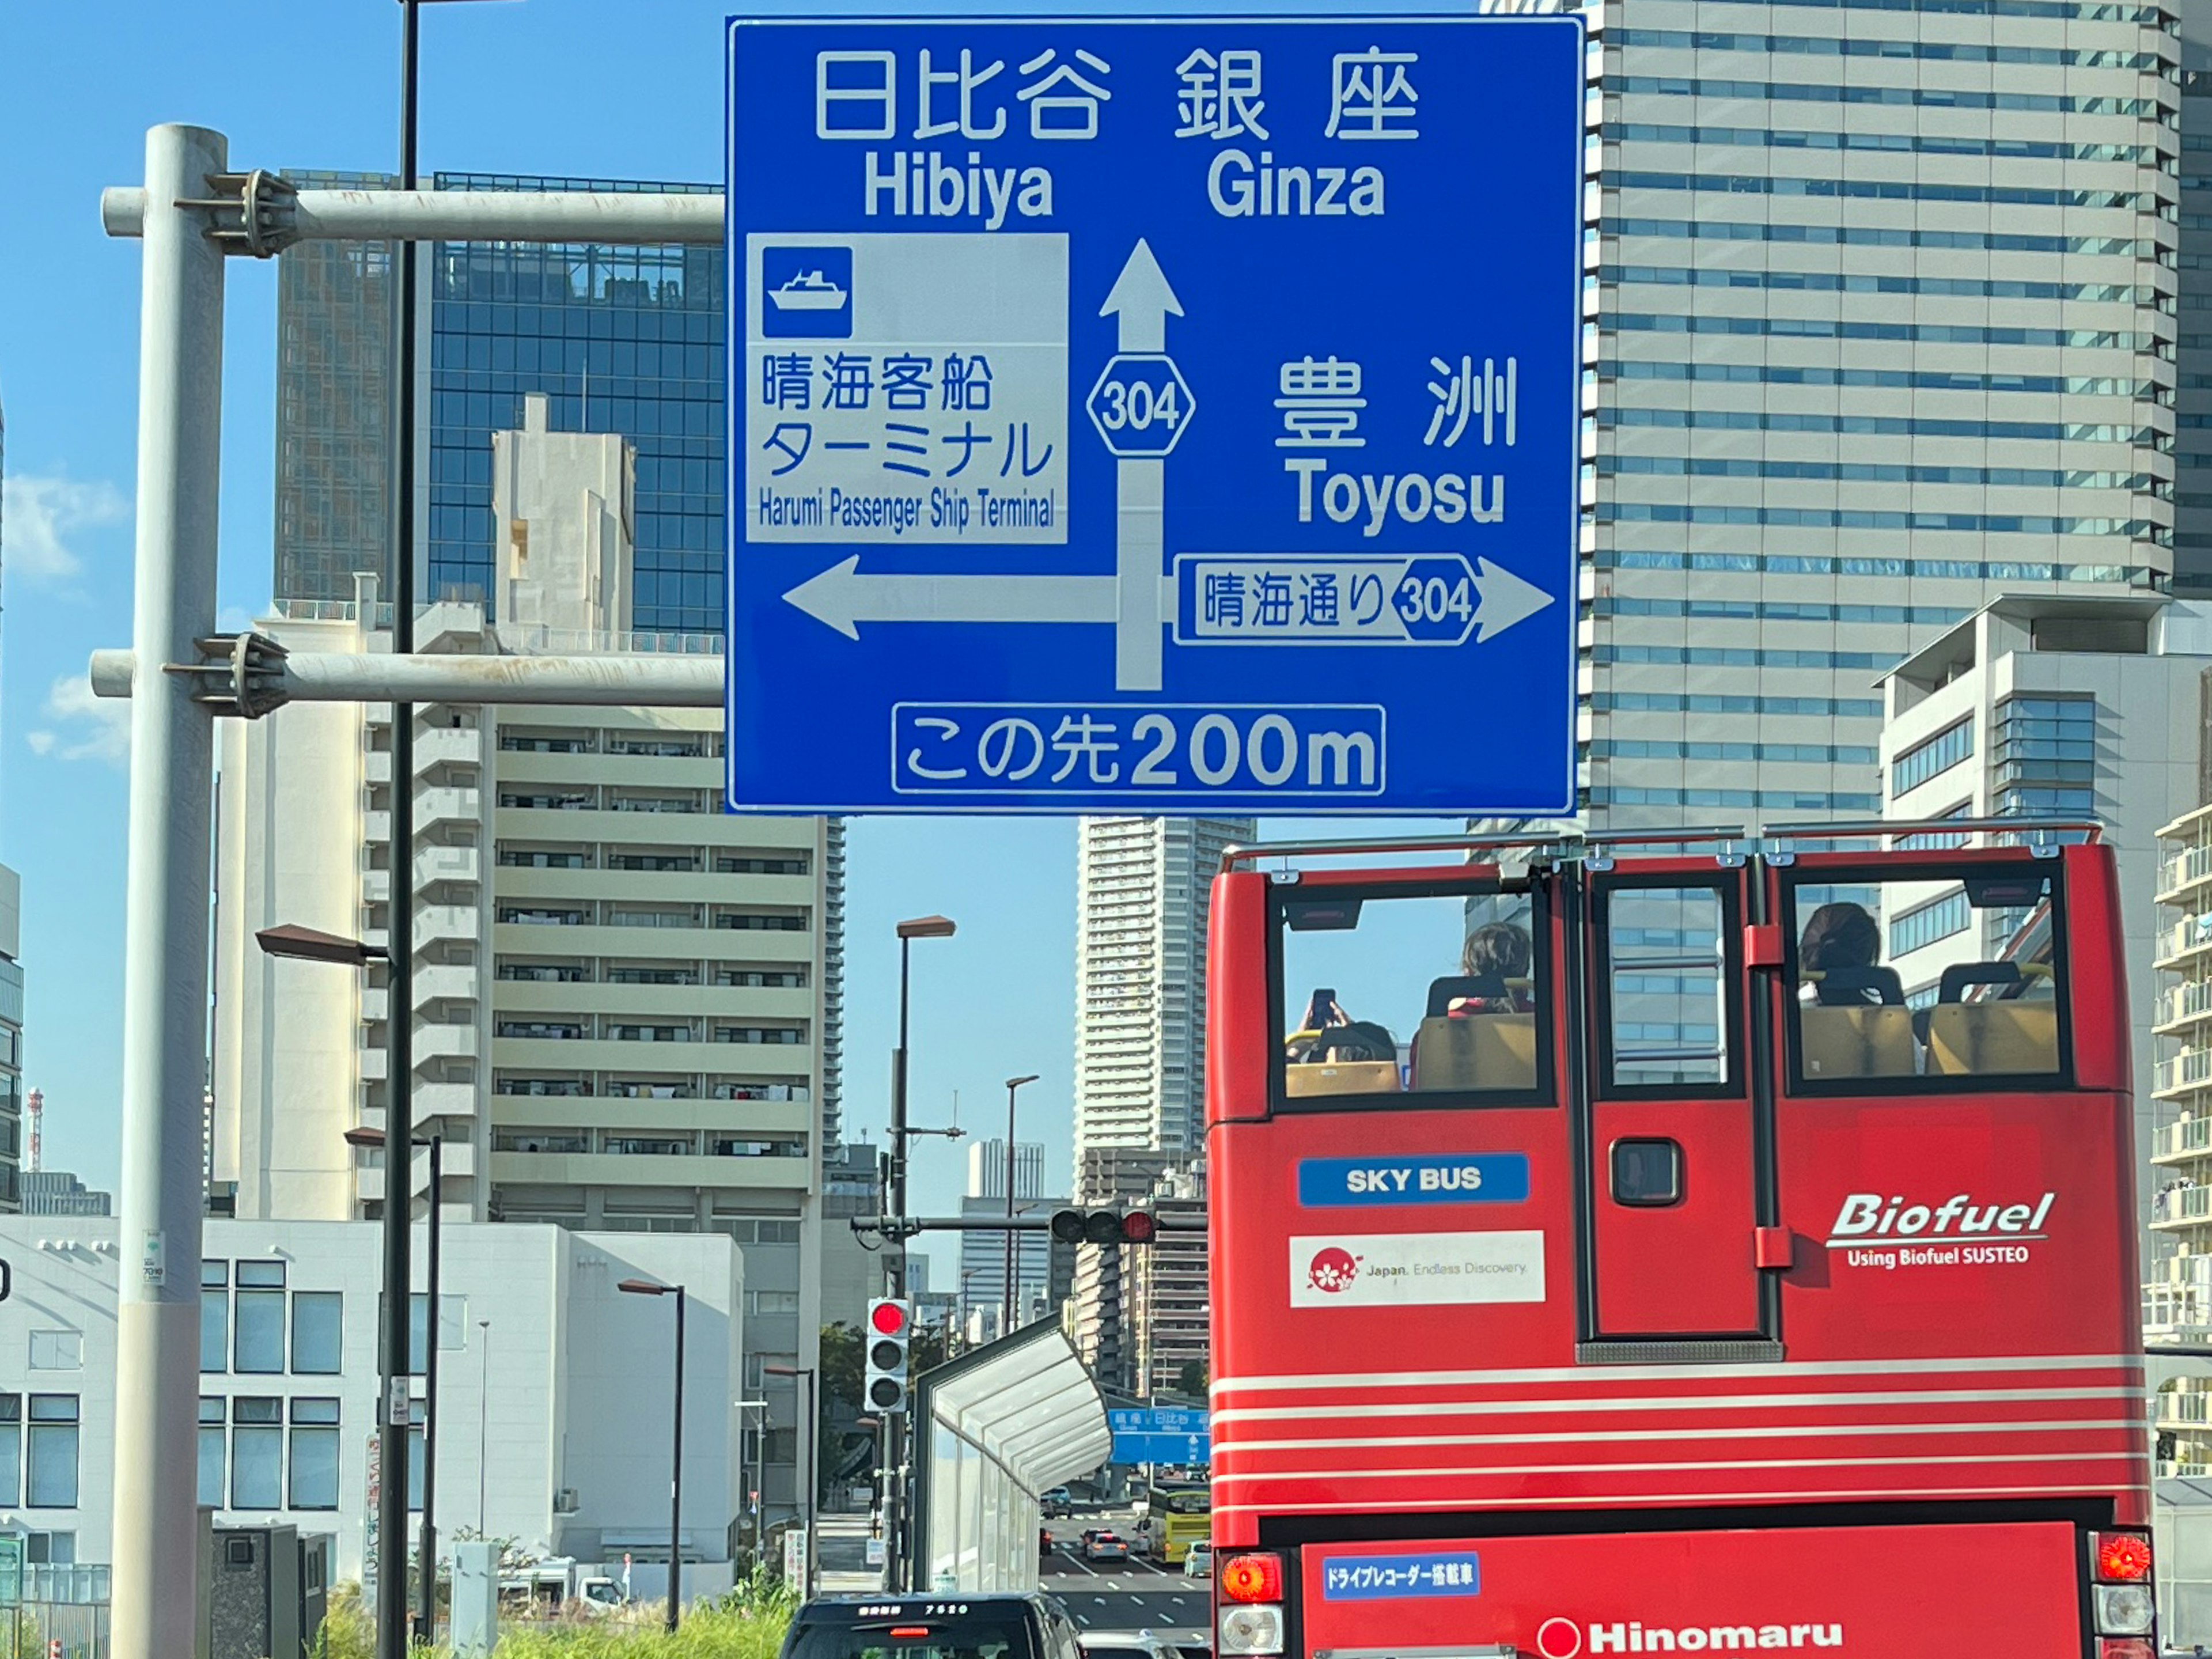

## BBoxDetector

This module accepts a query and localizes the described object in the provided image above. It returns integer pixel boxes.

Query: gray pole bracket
[174,169,299,258]
[160,631,292,718]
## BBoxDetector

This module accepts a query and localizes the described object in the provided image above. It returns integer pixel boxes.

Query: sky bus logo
[1535,1617,1844,1656]
[1306,1245,1362,1293]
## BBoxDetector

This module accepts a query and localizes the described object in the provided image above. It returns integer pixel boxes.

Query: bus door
[1577,863,1775,1357]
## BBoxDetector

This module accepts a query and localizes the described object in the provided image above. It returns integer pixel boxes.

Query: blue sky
[0,0,1453,1271]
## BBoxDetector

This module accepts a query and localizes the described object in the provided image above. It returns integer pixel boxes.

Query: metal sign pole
[108,122,228,1659]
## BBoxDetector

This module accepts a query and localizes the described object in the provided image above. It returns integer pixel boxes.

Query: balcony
[415,845,481,888]
[2160,917,2212,968]
[413,725,483,771]
[2159,1049,2212,1100]
[2164,844,2212,903]
[415,1024,480,1063]
[2157,978,2212,1036]
[414,787,482,833]
[415,905,481,950]
[2158,1117,2212,1164]
[412,964,480,1010]
[2151,1184,2212,1229]
[411,1080,480,1127]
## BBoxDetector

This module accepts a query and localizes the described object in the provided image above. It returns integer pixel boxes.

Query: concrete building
[1073,818,1251,1172]
[272,172,724,636]
[1879,597,2212,1272]
[1129,1163,1209,1402]
[0,864,19,1214]
[18,1173,111,1219]
[0,1217,741,1584]
[211,396,838,1524]
[1065,1147,1174,1393]
[958,1139,1059,1342]
[1559,0,2183,835]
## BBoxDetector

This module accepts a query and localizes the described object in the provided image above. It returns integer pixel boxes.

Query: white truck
[497,1558,626,1615]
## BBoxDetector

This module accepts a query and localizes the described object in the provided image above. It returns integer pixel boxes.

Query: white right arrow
[1472,558,1556,643]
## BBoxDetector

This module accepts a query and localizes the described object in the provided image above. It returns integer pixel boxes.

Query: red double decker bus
[1206,825,2152,1658]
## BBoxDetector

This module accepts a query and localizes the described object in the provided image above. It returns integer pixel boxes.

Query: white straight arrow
[1100,238,1184,692]
[782,555,1120,640]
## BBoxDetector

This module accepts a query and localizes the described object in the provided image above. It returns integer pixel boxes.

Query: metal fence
[1,1601,111,1659]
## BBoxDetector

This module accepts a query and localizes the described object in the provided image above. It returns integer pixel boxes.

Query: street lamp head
[1006,1074,1041,1090]
[618,1278,671,1297]
[343,1127,387,1149]
[896,915,957,941]
[256,922,384,967]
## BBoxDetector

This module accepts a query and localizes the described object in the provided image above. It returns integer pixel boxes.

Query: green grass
[312,1582,794,1659]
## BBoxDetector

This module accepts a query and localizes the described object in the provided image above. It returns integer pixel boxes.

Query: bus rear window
[1784,863,2069,1090]
[1277,885,1549,1105]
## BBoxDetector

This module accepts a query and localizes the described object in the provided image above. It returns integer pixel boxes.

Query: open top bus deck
[1203,821,2152,1659]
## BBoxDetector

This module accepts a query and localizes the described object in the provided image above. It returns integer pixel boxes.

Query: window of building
[27,1332,82,1373]
[26,1396,79,1509]
[230,1398,283,1510]
[0,1395,19,1506]
[198,1397,226,1508]
[1891,718,1975,796]
[290,1399,340,1510]
[608,1024,694,1043]
[233,1263,286,1374]
[291,1293,342,1375]
[201,1262,229,1374]
[1889,891,1974,957]
[715,855,809,874]
[746,1291,802,1317]
[1993,697,2099,813]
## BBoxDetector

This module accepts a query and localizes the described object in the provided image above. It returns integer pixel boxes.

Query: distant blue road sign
[728,16,1584,814]
[1108,1406,1211,1465]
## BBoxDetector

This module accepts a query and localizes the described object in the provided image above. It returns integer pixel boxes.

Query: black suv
[781,1592,1085,1658]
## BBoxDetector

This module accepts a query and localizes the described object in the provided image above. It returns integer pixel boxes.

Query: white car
[1078,1634,1184,1659]
[1183,1542,1213,1578]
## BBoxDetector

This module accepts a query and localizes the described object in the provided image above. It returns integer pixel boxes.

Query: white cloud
[25,672,131,767]
[2,472,130,584]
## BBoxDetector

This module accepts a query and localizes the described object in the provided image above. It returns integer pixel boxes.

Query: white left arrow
[782,555,1120,641]
[1473,557,1556,643]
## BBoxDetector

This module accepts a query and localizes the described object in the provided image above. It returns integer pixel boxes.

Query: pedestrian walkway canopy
[910,1319,1112,1593]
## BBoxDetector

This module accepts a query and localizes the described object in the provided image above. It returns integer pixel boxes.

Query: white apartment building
[1073,818,1252,1170]
[1574,0,2180,832]
[209,397,839,1522]
[958,1139,1056,1340]
[0,1218,742,1586]
[1130,1163,1208,1402]
[1880,596,2212,1263]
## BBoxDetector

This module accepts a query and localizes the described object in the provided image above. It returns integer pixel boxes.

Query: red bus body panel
[1298,1521,2086,1656]
[1207,844,2148,1580]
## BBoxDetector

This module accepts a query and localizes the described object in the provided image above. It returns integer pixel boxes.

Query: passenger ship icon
[769,271,847,312]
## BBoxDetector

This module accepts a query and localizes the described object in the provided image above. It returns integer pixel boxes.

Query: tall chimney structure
[25,1088,42,1174]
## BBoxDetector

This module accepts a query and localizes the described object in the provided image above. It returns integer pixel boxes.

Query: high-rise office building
[215,397,835,1522]
[1568,0,2181,831]
[1073,817,1253,1169]
[958,1139,1060,1340]
[273,172,725,636]
[19,1172,112,1218]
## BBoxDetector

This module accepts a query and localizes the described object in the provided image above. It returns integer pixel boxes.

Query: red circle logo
[1536,1619,1582,1659]
[1307,1247,1362,1293]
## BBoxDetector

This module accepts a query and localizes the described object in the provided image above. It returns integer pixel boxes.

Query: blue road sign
[1108,1406,1211,1465]
[728,16,1584,815]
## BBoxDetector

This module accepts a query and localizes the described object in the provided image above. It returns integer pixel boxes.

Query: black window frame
[1609,1137,1685,1208]
[1779,857,2078,1099]
[1265,874,1556,1115]
[1589,870,1748,1101]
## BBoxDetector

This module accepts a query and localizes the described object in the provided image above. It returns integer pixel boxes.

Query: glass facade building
[274,173,726,637]
[1576,0,2181,830]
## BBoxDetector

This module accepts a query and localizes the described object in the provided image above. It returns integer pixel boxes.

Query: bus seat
[1411,1014,1538,1091]
[1939,961,2022,1003]
[1427,974,1508,1018]
[1926,1002,2059,1076]
[1798,1005,1918,1078]
[1808,965,1907,1006]
[1285,1060,1403,1098]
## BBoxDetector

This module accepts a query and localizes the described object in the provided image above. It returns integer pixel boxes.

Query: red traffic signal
[869,1299,910,1337]
[1050,1208,1158,1245]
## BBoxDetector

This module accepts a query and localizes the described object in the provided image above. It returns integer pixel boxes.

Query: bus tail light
[1219,1552,1284,1603]
[2097,1641,2154,1659]
[1218,1603,1285,1656]
[2093,1585,2156,1637]
[2093,1531,2153,1582]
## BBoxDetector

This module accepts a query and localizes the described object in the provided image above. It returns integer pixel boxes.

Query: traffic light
[1050,1208,1158,1246]
[864,1298,912,1414]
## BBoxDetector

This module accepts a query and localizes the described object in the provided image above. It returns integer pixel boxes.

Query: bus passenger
[1448,922,1535,1016]
[1798,901,1887,1004]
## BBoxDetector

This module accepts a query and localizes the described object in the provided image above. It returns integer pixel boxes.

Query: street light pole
[380,4,423,1653]
[619,1279,687,1632]
[419,1134,443,1641]
[1001,1075,1039,1339]
[477,1319,491,1533]
[886,916,953,1590]
[765,1363,819,1598]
